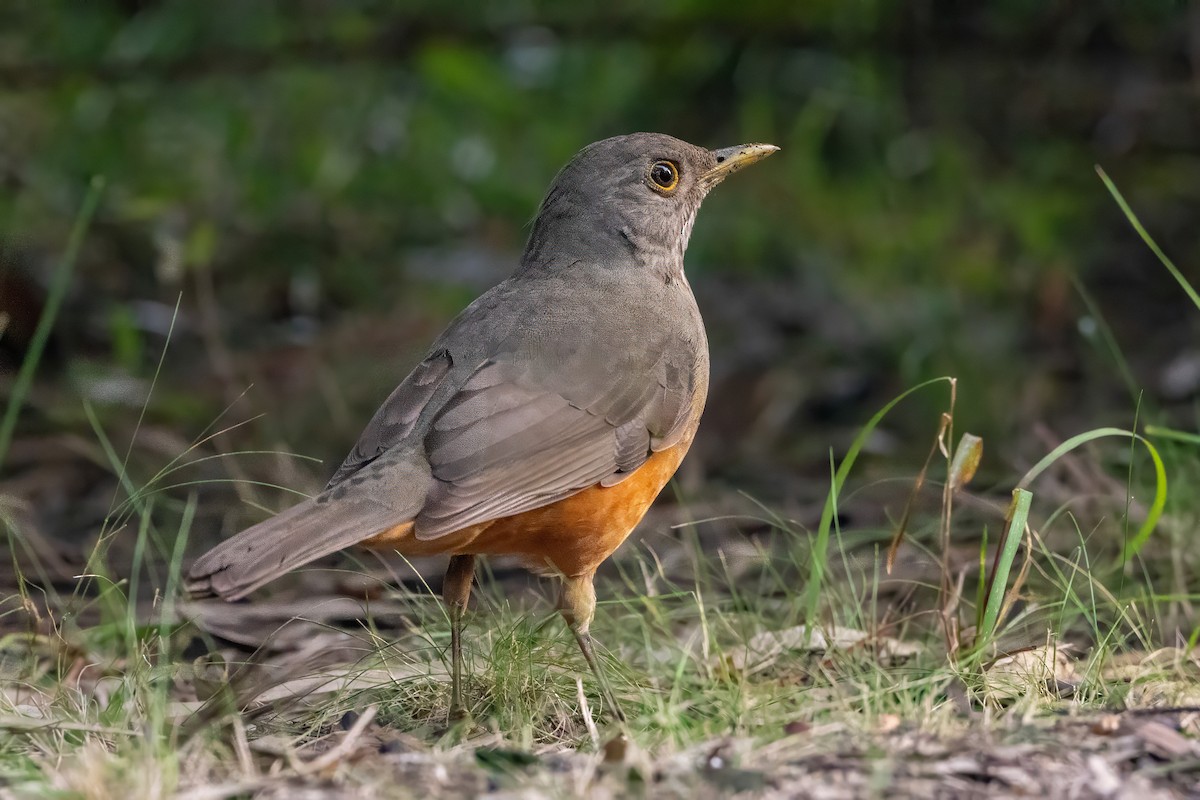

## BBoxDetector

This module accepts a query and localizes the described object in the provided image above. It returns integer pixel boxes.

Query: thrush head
[521,132,778,277]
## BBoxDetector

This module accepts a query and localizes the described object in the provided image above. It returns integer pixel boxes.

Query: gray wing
[414,348,697,539]
[326,349,453,488]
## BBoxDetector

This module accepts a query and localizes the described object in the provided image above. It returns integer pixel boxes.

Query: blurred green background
[1,1,1197,549]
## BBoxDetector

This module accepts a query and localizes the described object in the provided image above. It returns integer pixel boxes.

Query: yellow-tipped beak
[702,143,780,187]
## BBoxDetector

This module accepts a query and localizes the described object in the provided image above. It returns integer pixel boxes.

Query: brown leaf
[982,643,1078,703]
[948,433,983,490]
[1135,720,1198,759]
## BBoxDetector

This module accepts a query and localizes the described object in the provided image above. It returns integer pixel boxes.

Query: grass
[1,392,1188,796]
[0,177,105,468]
[0,171,1197,796]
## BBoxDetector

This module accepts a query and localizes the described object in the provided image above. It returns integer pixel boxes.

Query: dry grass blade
[885,413,947,574]
[0,717,136,735]
[577,677,600,749]
[886,426,982,574]
[175,783,273,800]
[288,704,377,775]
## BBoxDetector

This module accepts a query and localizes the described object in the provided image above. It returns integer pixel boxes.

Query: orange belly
[361,442,690,576]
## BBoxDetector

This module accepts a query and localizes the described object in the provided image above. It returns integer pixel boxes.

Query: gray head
[521,132,778,279]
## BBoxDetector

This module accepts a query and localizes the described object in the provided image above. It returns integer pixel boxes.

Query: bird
[186,132,778,721]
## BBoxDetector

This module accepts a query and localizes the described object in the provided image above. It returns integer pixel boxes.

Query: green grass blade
[974,525,988,631]
[803,376,954,631]
[159,493,195,661]
[978,488,1031,643]
[1071,275,1140,401]
[1096,166,1200,312]
[1016,426,1167,563]
[0,176,105,468]
[107,293,182,518]
[1143,425,1200,447]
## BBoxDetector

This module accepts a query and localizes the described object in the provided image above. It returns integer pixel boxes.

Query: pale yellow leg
[442,554,476,722]
[560,572,626,723]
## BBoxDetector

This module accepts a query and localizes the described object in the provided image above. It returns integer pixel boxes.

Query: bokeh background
[1,2,1197,587]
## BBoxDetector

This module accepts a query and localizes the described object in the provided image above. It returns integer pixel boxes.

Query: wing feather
[413,353,690,539]
[327,350,452,487]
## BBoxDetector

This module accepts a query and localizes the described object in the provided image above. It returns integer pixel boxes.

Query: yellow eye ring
[648,160,679,192]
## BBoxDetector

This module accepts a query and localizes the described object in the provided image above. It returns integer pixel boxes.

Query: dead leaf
[603,734,628,764]
[982,643,1078,703]
[1135,720,1198,759]
[948,433,983,491]
[876,714,901,734]
[783,720,811,736]
[725,625,921,673]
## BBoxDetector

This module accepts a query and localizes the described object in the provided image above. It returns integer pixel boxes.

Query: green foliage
[2,4,1194,458]
[4,4,1189,304]
[0,178,104,468]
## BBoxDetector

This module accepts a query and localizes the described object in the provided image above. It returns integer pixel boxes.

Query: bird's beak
[701,143,780,188]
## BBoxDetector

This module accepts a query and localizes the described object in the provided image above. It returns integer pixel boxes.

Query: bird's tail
[187,458,431,600]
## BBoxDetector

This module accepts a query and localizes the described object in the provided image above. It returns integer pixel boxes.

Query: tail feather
[187,455,431,601]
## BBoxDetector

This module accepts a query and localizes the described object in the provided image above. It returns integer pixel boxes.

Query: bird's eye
[648,161,679,192]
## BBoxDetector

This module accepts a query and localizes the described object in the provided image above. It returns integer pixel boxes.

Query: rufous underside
[362,440,690,577]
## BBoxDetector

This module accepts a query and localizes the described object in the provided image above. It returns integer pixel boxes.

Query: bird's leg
[560,572,626,723]
[442,554,476,721]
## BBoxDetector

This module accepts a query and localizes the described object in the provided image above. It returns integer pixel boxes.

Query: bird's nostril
[715,155,726,163]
